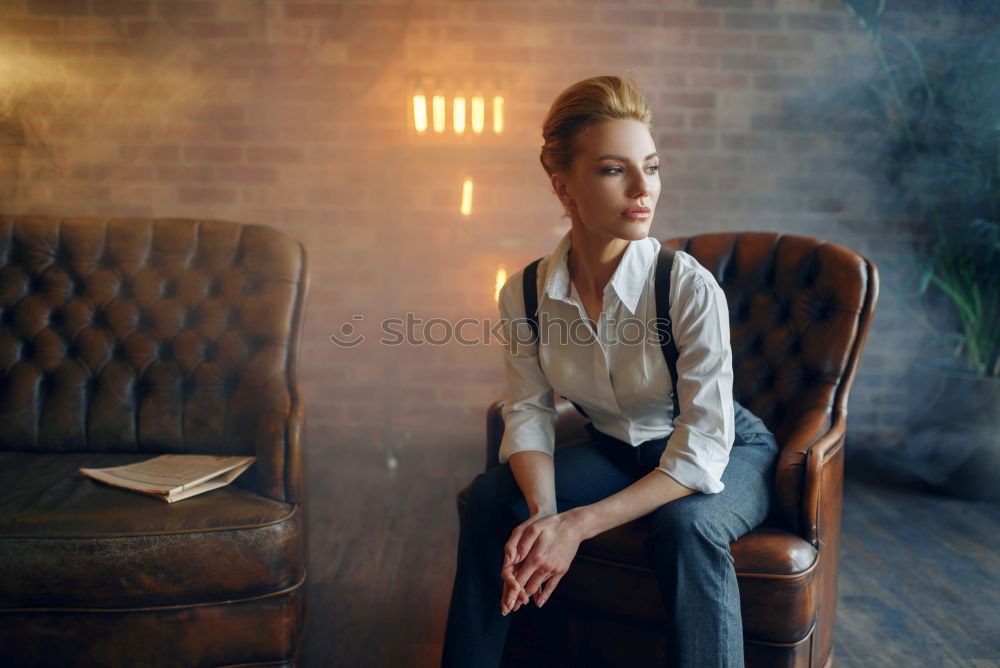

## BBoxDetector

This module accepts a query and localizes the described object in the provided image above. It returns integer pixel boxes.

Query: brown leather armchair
[459,232,879,667]
[0,215,309,667]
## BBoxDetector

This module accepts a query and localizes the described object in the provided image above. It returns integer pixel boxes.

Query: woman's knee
[648,496,728,549]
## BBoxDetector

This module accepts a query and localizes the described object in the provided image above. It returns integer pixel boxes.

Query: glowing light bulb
[412,94,427,134]
[495,267,507,302]
[460,178,473,216]
[493,96,504,134]
[433,95,446,133]
[471,95,484,134]
[453,96,466,134]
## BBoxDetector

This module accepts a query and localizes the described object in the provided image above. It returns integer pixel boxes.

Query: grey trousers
[441,400,780,668]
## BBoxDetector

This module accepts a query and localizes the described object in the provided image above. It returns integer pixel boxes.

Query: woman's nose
[629,179,650,200]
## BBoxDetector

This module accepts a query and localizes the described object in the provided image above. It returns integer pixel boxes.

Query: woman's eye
[602,165,660,175]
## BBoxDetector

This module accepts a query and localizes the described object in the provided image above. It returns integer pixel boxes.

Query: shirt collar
[541,229,656,316]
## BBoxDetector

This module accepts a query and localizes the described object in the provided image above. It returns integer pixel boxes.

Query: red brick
[285,2,342,20]
[0,18,62,36]
[720,52,778,70]
[724,12,783,30]
[787,13,844,32]
[753,73,809,91]
[218,125,280,143]
[695,31,753,49]
[122,144,179,162]
[660,52,718,68]
[247,146,304,163]
[597,49,654,68]
[92,0,150,17]
[157,165,213,181]
[696,0,753,7]
[161,1,216,19]
[178,186,237,204]
[214,166,278,184]
[688,71,749,89]
[92,41,134,57]
[191,104,245,123]
[535,6,596,23]
[473,46,532,65]
[690,112,717,130]
[722,134,778,151]
[661,10,721,29]
[472,5,525,23]
[570,28,628,44]
[657,133,716,150]
[757,33,816,50]
[444,25,507,43]
[29,40,91,58]
[27,0,88,16]
[660,91,717,109]
[59,184,112,200]
[349,5,403,22]
[186,21,249,38]
[654,111,687,129]
[184,145,243,163]
[599,8,659,26]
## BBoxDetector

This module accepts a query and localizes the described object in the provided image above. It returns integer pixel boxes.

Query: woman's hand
[499,508,585,615]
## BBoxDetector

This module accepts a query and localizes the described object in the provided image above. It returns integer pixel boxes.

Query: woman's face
[551,118,660,243]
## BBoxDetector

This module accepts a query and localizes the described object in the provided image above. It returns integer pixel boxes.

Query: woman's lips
[621,211,651,220]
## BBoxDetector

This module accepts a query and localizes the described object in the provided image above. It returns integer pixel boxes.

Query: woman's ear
[550,172,575,218]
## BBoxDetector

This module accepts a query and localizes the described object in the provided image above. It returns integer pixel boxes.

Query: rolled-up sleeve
[655,273,735,494]
[496,273,558,463]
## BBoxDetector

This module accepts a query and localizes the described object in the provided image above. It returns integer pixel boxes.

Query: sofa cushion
[0,452,302,609]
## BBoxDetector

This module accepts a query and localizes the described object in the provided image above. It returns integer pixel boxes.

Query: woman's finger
[522,566,552,599]
[501,566,528,613]
[512,524,544,570]
[503,521,531,566]
[535,571,565,608]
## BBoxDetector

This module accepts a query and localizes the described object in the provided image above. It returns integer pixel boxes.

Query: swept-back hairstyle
[539,74,653,179]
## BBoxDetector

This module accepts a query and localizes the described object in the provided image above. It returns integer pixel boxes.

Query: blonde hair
[539,74,653,179]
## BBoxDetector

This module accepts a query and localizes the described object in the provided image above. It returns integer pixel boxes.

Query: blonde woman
[441,75,779,668]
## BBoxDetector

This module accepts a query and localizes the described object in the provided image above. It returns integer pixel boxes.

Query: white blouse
[496,229,736,494]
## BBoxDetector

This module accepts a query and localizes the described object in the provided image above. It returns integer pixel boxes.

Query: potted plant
[836,0,1000,500]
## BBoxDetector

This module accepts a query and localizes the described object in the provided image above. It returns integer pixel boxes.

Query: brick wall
[0,0,974,463]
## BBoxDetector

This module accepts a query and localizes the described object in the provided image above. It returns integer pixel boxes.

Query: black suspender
[521,244,680,420]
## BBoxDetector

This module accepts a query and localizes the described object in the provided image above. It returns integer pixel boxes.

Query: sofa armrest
[484,395,593,473]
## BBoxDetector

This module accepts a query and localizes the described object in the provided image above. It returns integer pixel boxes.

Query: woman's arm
[508,450,556,516]
[567,469,695,540]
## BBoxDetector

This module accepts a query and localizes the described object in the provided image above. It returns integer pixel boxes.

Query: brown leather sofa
[0,215,309,667]
[459,232,879,667]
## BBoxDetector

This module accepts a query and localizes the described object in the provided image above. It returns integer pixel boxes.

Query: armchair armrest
[773,406,846,545]
[484,395,592,473]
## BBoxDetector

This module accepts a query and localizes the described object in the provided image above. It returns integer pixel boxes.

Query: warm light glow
[471,96,484,134]
[493,96,504,134]
[495,267,507,302]
[432,95,446,133]
[460,178,473,216]
[453,96,466,134]
[412,94,427,133]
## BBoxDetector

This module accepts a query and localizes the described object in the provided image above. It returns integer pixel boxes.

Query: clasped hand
[500,508,584,616]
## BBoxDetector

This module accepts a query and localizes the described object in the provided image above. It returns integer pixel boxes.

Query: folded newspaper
[79,455,256,503]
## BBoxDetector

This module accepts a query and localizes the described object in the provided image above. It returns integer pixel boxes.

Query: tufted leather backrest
[661,232,878,530]
[0,216,309,502]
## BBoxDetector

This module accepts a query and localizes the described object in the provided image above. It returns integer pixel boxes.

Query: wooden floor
[300,442,1000,667]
